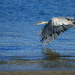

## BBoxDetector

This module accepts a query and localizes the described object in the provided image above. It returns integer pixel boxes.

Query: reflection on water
[43,48,61,60]
[0,47,75,71]
[41,48,75,69]
[42,48,74,60]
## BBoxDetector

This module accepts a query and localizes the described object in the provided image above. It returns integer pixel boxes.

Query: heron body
[34,17,75,44]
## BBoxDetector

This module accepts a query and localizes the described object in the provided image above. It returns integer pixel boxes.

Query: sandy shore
[0,71,75,75]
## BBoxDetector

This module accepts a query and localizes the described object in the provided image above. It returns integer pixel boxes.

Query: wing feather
[39,17,74,44]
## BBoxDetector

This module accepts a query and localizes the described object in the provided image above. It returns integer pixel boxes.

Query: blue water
[0,0,75,71]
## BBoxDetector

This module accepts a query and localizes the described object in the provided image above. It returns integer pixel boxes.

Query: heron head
[33,21,48,25]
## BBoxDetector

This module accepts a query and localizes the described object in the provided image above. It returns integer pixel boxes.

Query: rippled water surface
[0,0,75,71]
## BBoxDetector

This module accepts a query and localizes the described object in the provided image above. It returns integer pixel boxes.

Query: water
[0,0,75,71]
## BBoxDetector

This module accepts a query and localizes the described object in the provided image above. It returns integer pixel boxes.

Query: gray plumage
[38,17,75,44]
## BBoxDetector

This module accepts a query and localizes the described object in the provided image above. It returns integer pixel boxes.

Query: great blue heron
[34,17,75,44]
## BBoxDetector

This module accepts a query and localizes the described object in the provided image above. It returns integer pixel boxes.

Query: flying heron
[34,17,75,44]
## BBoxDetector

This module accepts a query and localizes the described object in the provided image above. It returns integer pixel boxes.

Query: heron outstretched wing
[39,17,74,44]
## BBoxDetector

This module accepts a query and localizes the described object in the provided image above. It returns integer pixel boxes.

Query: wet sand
[0,71,75,75]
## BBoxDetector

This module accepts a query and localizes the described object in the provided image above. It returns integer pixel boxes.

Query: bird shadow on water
[0,47,75,71]
[42,47,73,60]
[41,47,75,69]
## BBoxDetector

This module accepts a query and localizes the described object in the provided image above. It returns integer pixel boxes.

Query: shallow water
[0,0,75,71]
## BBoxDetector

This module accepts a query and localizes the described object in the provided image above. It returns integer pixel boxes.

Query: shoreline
[0,71,75,75]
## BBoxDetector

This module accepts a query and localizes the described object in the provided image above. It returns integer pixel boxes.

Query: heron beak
[33,23,41,25]
[33,21,48,25]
